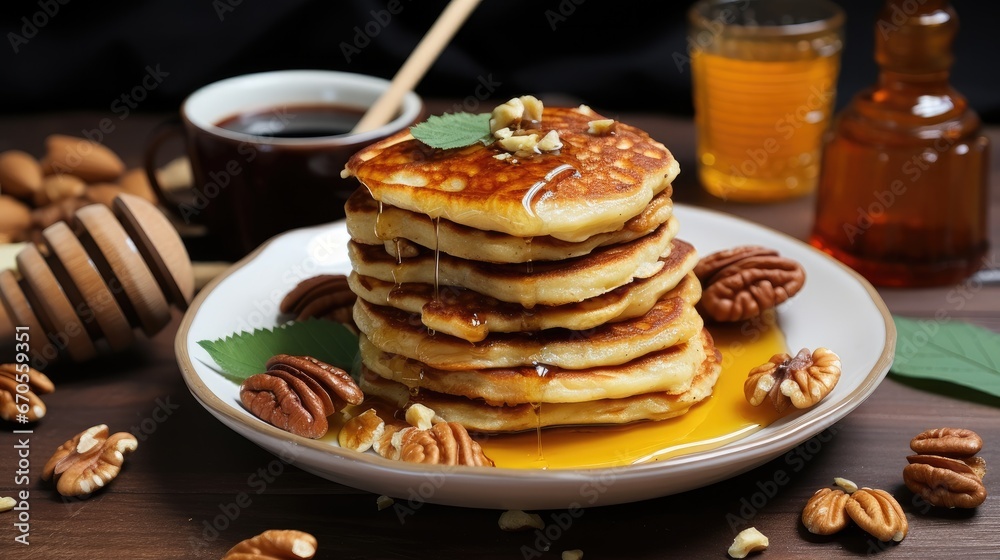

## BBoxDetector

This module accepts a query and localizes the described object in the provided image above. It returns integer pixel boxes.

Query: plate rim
[175,203,896,487]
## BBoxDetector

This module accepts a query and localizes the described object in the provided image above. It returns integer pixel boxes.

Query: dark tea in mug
[215,104,365,139]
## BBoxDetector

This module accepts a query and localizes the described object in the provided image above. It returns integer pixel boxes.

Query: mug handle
[143,117,196,223]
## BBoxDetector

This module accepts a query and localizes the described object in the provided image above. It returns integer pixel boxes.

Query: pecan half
[910,427,982,458]
[802,488,850,535]
[240,355,363,439]
[0,363,54,423]
[744,348,841,413]
[903,454,987,508]
[845,488,908,542]
[280,274,357,328]
[385,422,495,466]
[222,529,317,559]
[695,246,805,322]
[41,424,138,497]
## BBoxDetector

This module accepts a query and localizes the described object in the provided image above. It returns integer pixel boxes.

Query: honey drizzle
[520,164,579,217]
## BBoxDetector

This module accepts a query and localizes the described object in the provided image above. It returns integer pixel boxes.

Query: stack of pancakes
[341,104,721,433]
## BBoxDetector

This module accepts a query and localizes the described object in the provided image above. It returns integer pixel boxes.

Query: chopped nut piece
[41,425,138,497]
[493,127,513,140]
[845,488,908,542]
[903,455,987,509]
[802,488,850,535]
[222,529,317,559]
[339,408,385,452]
[587,119,616,135]
[536,130,563,152]
[520,95,543,123]
[744,348,841,413]
[498,510,544,531]
[0,496,15,512]
[493,153,512,161]
[834,477,858,493]
[561,550,584,560]
[728,527,768,558]
[498,134,540,156]
[910,427,982,458]
[376,495,395,511]
[405,403,437,430]
[490,98,525,134]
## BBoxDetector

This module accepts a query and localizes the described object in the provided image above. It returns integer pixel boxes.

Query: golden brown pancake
[352,291,704,371]
[345,186,674,263]
[349,224,681,308]
[361,328,714,406]
[349,253,699,343]
[359,333,722,433]
[342,106,679,241]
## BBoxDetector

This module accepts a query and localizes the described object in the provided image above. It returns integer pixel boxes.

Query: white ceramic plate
[176,205,895,510]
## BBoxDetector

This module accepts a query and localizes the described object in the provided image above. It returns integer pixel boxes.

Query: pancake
[353,291,704,371]
[349,222,680,308]
[350,252,698,343]
[342,105,679,242]
[361,328,714,406]
[345,186,674,263]
[359,335,722,433]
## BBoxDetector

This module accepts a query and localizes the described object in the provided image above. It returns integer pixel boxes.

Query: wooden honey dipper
[0,193,193,366]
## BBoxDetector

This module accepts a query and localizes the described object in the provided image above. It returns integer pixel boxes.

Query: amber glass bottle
[810,0,989,287]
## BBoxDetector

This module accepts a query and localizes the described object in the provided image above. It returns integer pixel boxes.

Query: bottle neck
[876,0,957,81]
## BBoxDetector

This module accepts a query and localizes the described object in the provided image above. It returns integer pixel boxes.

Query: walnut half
[744,348,841,413]
[41,424,138,497]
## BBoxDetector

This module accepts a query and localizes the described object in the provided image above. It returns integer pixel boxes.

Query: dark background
[1,0,998,121]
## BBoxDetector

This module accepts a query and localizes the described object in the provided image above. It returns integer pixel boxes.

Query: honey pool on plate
[327,311,787,469]
[480,311,787,469]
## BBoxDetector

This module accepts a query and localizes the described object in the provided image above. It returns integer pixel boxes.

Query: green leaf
[410,112,492,149]
[197,319,359,385]
[890,316,1000,399]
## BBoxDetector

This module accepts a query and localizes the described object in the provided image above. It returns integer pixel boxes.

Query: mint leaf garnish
[410,112,492,149]
[197,319,359,384]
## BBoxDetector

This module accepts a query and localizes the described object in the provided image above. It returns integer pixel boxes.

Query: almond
[0,195,31,237]
[36,174,86,206]
[86,184,124,207]
[0,150,43,200]
[119,168,157,203]
[42,134,125,182]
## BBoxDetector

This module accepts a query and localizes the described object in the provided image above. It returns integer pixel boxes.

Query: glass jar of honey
[810,0,990,287]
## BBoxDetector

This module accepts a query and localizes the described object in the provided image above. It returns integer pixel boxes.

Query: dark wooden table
[1,105,998,559]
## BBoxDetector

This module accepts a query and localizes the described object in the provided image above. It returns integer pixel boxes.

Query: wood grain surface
[0,107,997,559]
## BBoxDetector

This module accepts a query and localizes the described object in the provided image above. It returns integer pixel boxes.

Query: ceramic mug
[145,70,423,260]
